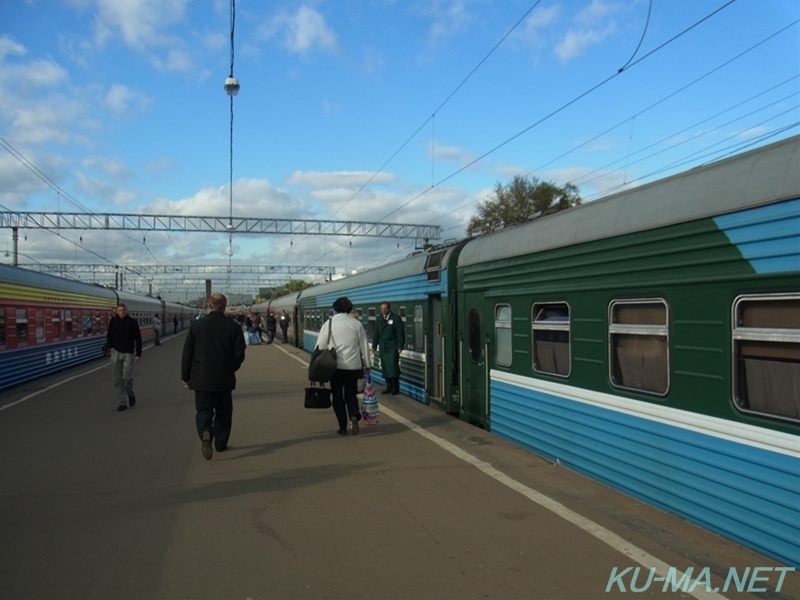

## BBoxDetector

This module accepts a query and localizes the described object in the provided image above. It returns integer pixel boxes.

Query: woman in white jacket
[315,297,372,435]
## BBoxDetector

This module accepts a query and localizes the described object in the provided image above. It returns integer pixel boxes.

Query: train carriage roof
[0,263,118,302]
[458,135,800,268]
[300,242,463,300]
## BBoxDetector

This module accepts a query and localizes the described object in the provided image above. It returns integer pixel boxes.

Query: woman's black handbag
[304,383,332,409]
[308,322,337,382]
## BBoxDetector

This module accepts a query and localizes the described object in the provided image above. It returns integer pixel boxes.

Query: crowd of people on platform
[106,295,404,460]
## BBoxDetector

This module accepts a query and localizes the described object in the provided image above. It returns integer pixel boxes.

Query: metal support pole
[12,227,18,266]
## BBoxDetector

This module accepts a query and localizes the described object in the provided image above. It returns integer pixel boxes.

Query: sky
[1,0,798,302]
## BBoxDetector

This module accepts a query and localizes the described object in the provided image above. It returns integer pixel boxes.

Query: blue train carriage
[268,291,302,347]
[299,241,466,412]
[113,289,164,346]
[454,135,800,567]
[0,264,118,392]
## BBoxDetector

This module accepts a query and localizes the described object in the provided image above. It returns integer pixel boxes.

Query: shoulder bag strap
[327,319,336,349]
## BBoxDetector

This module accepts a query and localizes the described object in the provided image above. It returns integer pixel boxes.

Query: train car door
[459,292,489,428]
[426,294,443,404]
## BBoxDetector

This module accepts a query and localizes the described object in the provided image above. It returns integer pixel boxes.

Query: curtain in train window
[609,300,669,395]
[35,309,45,342]
[733,295,800,422]
[468,309,481,363]
[495,304,512,367]
[532,302,570,376]
[0,308,5,348]
[16,308,28,345]
[65,310,73,338]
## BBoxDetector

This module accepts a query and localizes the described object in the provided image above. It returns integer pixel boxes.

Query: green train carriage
[454,135,800,567]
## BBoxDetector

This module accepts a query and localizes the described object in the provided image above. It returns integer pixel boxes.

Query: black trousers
[195,390,233,450]
[330,369,362,430]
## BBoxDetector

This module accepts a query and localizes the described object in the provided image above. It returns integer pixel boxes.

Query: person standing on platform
[372,301,405,395]
[173,315,178,335]
[153,313,162,346]
[266,310,277,344]
[107,304,142,412]
[181,293,246,460]
[315,297,371,436]
[279,310,290,343]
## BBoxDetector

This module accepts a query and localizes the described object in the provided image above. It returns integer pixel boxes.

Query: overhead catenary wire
[375,0,745,223]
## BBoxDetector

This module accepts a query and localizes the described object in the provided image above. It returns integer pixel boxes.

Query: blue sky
[1,0,798,301]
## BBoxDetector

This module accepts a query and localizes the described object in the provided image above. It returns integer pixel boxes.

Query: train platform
[0,332,797,600]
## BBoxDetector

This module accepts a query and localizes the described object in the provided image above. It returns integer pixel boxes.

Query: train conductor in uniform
[372,301,405,395]
[181,293,246,460]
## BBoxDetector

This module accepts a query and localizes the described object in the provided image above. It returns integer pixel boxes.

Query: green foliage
[467,175,581,237]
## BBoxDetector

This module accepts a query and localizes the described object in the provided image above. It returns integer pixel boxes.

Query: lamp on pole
[224,0,238,291]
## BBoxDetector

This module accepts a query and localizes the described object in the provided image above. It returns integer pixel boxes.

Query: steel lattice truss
[1,211,442,240]
[18,264,334,276]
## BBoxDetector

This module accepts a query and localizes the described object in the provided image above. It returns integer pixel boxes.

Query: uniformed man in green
[372,301,405,395]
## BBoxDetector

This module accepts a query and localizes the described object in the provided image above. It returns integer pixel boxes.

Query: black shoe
[201,431,213,460]
[381,388,392,395]
[117,405,127,412]
[215,443,227,452]
[391,390,399,396]
[350,416,360,435]
[336,429,347,436]
[128,395,136,407]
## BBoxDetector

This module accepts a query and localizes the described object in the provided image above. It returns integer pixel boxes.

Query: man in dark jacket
[106,303,142,412]
[181,293,246,460]
[372,301,405,395]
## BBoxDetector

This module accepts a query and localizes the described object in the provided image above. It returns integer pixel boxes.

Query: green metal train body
[298,135,800,567]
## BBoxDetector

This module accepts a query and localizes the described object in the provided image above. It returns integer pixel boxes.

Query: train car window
[425,250,444,282]
[65,310,73,338]
[368,308,376,340]
[16,308,28,346]
[468,309,481,363]
[35,309,45,343]
[495,304,512,367]
[532,302,570,377]
[609,300,669,395]
[51,310,61,340]
[0,308,5,348]
[733,294,800,422]
[414,305,423,351]
[85,313,93,334]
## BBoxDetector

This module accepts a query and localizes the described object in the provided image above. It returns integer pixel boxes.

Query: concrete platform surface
[0,334,797,600]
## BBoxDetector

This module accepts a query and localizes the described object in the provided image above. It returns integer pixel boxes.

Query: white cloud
[262,5,338,55]
[80,156,134,180]
[92,0,190,48]
[103,83,153,117]
[555,27,613,62]
[0,35,27,61]
[285,170,396,188]
[424,0,481,44]
[431,143,477,168]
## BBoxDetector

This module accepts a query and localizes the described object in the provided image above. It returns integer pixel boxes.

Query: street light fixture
[224,76,240,96]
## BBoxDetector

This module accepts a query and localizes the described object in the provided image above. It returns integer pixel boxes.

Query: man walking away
[107,304,142,411]
[372,301,405,395]
[181,293,246,460]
